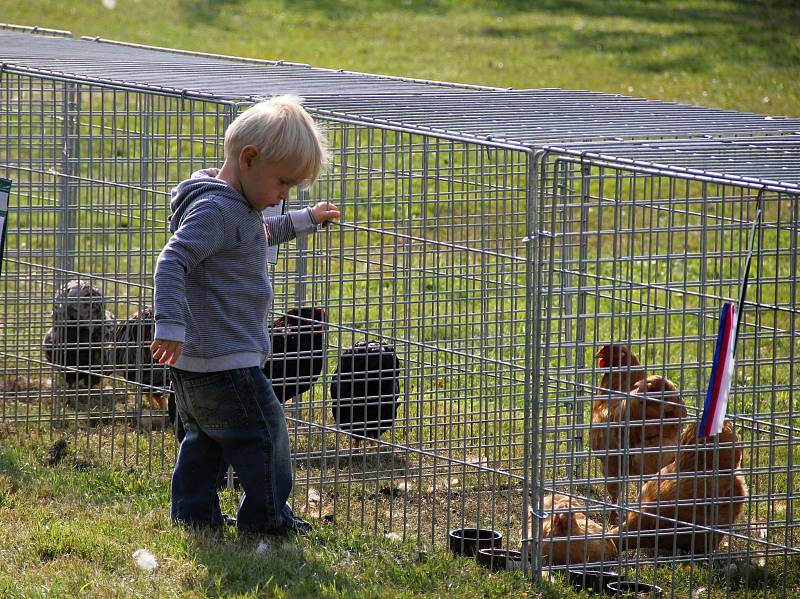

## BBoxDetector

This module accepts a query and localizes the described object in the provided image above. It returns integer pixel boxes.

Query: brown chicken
[531,493,618,566]
[591,345,687,515]
[595,343,646,394]
[620,420,747,555]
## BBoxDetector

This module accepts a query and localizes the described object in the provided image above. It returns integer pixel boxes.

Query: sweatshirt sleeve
[153,200,227,342]
[264,207,316,247]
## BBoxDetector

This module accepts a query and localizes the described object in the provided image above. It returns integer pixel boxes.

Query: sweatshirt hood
[169,168,250,232]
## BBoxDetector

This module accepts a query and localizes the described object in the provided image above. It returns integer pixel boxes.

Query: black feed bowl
[448,528,502,557]
[566,568,621,593]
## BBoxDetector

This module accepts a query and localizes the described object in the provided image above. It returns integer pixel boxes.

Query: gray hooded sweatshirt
[153,169,316,372]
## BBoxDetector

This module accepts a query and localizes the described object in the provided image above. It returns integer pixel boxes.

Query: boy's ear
[239,145,259,169]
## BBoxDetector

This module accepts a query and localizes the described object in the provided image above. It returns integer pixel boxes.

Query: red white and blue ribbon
[698,191,763,438]
[699,303,737,437]
[0,178,10,278]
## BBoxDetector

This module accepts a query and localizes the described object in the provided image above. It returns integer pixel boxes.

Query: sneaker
[285,515,312,536]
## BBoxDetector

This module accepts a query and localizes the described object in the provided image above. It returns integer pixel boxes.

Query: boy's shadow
[183,528,359,596]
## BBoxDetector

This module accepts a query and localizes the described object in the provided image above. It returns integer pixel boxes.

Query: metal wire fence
[1,24,799,597]
[528,140,799,595]
[0,33,532,551]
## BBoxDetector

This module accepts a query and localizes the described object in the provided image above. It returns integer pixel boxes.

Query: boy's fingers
[166,344,180,365]
[151,339,181,365]
[322,204,340,219]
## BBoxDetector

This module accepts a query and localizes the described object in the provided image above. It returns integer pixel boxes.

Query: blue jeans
[169,366,297,534]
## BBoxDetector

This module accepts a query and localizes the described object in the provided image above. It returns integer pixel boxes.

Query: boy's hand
[151,339,182,366]
[310,201,341,226]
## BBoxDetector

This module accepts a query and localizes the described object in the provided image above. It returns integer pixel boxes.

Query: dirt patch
[43,437,98,470]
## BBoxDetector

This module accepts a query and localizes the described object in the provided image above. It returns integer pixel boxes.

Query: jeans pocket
[181,370,250,430]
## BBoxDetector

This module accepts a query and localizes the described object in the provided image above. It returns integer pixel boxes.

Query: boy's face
[239,147,302,211]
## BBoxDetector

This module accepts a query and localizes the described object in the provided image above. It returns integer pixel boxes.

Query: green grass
[0,432,554,598]
[1,431,794,597]
[2,0,799,117]
[2,91,798,596]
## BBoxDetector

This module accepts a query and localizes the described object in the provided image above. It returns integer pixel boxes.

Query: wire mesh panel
[529,143,799,596]
[276,122,533,546]
[3,26,800,597]
[0,65,535,553]
[0,70,238,471]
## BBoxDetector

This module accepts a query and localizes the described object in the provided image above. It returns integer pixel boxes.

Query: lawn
[1,0,798,117]
[2,431,791,598]
[1,1,799,597]
[0,431,554,598]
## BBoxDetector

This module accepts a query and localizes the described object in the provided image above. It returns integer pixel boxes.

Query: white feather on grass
[255,539,272,555]
[133,548,158,571]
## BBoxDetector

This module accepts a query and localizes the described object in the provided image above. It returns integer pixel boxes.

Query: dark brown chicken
[533,493,618,566]
[591,344,687,513]
[42,279,114,388]
[168,307,327,492]
[113,305,170,410]
[168,306,329,443]
[264,307,327,404]
[330,341,401,445]
[621,420,747,554]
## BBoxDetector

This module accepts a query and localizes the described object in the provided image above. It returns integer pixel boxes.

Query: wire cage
[528,138,800,595]
[1,25,800,595]
[0,27,534,551]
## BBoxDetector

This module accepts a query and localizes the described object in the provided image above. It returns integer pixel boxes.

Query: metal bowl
[448,528,502,557]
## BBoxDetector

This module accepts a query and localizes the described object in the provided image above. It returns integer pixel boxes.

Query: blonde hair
[224,96,327,187]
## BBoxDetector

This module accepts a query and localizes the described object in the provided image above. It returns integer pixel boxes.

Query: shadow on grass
[479,0,798,73]
[183,528,360,596]
[295,446,411,477]
[0,450,21,479]
[177,0,247,26]
[189,0,798,75]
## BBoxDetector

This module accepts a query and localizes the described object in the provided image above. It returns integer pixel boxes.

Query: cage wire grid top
[2,26,800,156]
[541,136,800,195]
[0,26,496,100]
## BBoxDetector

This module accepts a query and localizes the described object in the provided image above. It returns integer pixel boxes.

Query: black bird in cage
[169,306,329,444]
[166,307,328,495]
[265,306,328,404]
[113,305,171,411]
[42,279,114,388]
[330,341,401,446]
